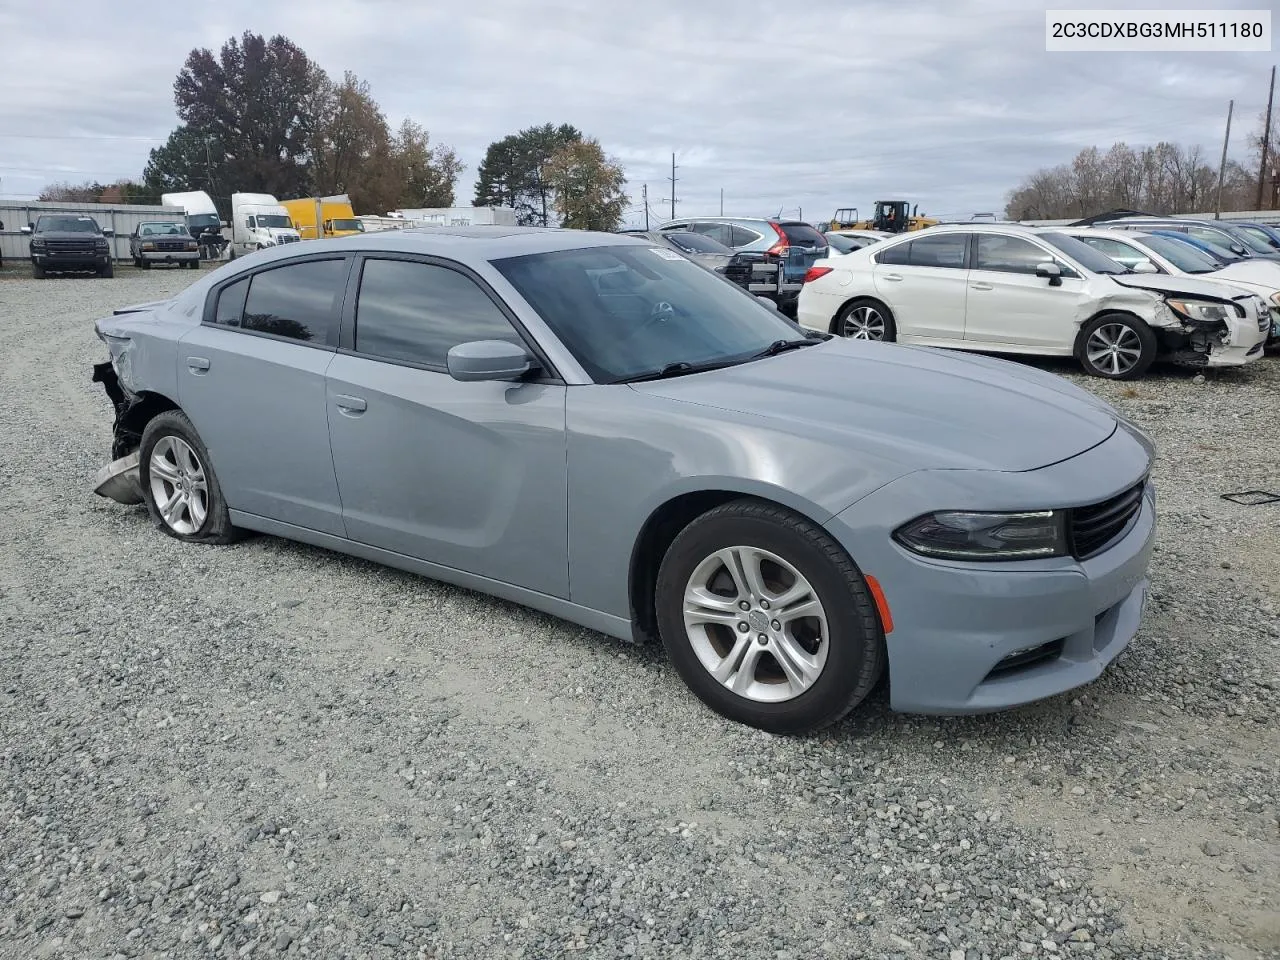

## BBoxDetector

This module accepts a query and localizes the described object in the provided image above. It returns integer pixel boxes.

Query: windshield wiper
[751,338,821,359]
[614,360,733,384]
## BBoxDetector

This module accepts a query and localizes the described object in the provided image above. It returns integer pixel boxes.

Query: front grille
[47,239,96,253]
[277,235,300,244]
[157,241,187,251]
[1068,481,1145,559]
[987,637,1065,678]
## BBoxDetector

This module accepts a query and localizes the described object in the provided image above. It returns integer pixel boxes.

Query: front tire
[834,298,897,342]
[1076,312,1156,380]
[139,411,238,544]
[32,260,45,279]
[655,498,885,734]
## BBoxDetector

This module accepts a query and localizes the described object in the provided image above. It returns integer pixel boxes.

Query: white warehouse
[390,206,518,226]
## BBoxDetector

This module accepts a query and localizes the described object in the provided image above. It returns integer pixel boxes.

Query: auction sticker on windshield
[649,247,684,260]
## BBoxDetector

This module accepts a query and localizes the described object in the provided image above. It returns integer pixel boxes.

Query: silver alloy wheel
[682,545,829,703]
[148,435,209,536]
[842,305,886,340]
[1086,322,1143,376]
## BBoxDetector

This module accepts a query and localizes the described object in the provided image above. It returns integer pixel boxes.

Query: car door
[324,254,570,598]
[871,232,971,340]
[963,234,1088,349]
[177,254,350,536]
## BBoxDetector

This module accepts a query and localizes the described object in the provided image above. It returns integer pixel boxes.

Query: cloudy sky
[0,0,1275,226]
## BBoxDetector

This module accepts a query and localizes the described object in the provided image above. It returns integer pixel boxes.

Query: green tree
[543,138,628,230]
[173,31,317,198]
[474,123,582,225]
[310,71,391,209]
[392,119,464,209]
[142,125,228,213]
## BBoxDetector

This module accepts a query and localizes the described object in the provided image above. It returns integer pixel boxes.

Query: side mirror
[1131,259,1159,274]
[102,228,114,237]
[1230,244,1248,256]
[446,340,533,382]
[1035,261,1063,285]
[20,225,32,235]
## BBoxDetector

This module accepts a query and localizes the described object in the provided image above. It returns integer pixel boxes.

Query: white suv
[797,223,1268,379]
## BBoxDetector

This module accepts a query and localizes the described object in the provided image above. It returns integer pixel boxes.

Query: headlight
[186,241,198,251]
[1269,292,1280,305]
[31,239,46,249]
[895,510,1068,561]
[1165,298,1241,322]
[141,242,155,251]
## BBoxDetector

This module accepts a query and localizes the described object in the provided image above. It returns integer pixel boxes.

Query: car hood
[632,338,1118,473]
[1110,272,1258,302]
[1210,260,1280,289]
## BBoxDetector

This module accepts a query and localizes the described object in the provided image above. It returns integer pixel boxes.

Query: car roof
[229,225,654,269]
[907,222,1060,237]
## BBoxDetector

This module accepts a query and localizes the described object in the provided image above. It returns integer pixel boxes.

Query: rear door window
[874,240,912,265]
[240,258,348,344]
[907,233,968,268]
[213,277,249,327]
[975,235,1053,275]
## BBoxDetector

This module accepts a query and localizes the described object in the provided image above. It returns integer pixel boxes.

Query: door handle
[881,273,904,281]
[186,356,210,374]
[333,394,367,416]
[969,282,994,291]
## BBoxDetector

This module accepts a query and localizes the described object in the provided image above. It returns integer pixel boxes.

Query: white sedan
[1061,227,1280,345]
[797,224,1269,379]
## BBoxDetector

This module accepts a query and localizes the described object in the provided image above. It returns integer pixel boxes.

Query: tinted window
[976,235,1055,274]
[908,233,967,267]
[213,277,249,327]
[354,258,521,367]
[493,244,807,383]
[242,259,347,343]
[38,216,100,232]
[1040,233,1121,275]
[664,232,731,255]
[874,239,912,265]
[1188,226,1234,246]
[730,226,761,247]
[778,222,827,248]
[825,234,860,254]
[1142,234,1221,273]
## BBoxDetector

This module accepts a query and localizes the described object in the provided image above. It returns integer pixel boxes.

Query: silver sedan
[91,226,1156,733]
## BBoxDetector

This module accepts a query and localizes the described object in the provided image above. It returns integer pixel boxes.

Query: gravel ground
[1,265,1277,960]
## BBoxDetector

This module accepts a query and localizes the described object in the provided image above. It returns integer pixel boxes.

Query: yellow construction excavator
[825,200,938,234]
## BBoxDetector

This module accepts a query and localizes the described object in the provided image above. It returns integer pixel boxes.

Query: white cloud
[0,0,1272,224]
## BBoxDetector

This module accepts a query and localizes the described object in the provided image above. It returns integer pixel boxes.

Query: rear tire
[834,298,897,342]
[655,498,885,734]
[139,411,239,545]
[1076,312,1156,380]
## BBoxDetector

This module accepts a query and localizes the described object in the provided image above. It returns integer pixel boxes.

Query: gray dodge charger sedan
[91,226,1156,734]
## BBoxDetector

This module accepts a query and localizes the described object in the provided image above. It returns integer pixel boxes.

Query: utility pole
[642,184,649,230]
[662,153,679,221]
[1257,66,1276,210]
[720,188,724,216]
[1215,99,1233,219]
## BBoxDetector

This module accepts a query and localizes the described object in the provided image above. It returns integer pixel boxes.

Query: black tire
[655,498,885,734]
[32,260,45,279]
[189,259,201,270]
[1075,312,1157,380]
[833,297,897,342]
[138,411,239,545]
[100,261,114,278]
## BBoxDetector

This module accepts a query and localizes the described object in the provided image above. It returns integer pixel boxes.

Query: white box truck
[161,190,226,260]
[230,193,302,258]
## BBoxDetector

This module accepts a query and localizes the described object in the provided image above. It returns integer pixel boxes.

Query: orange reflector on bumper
[865,575,894,634]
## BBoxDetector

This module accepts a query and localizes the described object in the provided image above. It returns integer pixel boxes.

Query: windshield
[663,231,728,254]
[1041,232,1127,274]
[493,244,810,383]
[1235,224,1280,249]
[329,218,364,232]
[38,216,100,233]
[188,213,220,230]
[1138,235,1222,273]
[139,222,188,236]
[256,215,292,229]
[1224,225,1276,255]
[1154,231,1237,263]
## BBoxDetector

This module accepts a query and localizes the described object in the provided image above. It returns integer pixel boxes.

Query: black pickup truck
[22,214,115,278]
